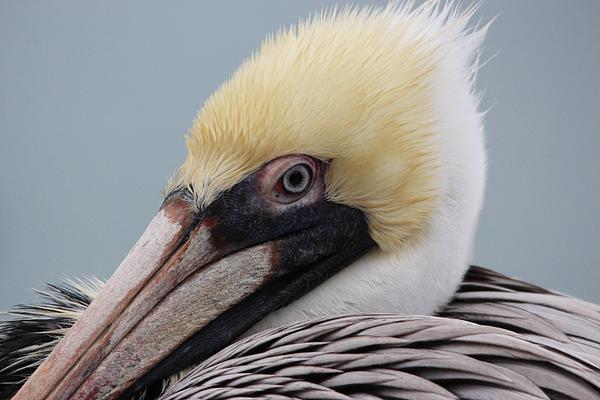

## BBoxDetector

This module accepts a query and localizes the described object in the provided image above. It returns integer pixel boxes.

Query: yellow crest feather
[171,1,484,251]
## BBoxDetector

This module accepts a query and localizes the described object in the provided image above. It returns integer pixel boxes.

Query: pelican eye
[262,156,318,205]
[282,164,312,194]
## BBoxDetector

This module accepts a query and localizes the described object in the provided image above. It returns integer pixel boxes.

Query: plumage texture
[2,267,600,400]
[0,278,102,398]
[158,314,600,400]
[441,267,600,376]
[157,268,600,400]
[169,1,487,251]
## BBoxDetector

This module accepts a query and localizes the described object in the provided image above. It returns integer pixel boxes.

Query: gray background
[1,1,598,313]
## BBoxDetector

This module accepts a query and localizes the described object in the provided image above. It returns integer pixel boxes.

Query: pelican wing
[441,266,600,369]
[157,267,600,399]
[157,313,600,400]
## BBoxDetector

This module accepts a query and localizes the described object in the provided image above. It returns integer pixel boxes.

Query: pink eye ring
[257,155,319,205]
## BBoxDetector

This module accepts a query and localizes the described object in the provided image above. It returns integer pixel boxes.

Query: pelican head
[15,3,488,399]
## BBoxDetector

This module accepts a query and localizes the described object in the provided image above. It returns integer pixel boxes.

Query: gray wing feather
[158,314,600,399]
[159,267,600,399]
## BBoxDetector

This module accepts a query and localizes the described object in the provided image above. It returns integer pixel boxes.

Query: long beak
[12,194,277,400]
[14,179,373,400]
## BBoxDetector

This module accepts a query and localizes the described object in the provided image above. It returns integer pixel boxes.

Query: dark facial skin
[124,155,375,398]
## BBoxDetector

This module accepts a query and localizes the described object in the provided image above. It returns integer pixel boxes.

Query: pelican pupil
[289,171,303,186]
[283,164,311,194]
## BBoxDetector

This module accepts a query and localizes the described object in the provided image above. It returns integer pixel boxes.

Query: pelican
[1,2,599,400]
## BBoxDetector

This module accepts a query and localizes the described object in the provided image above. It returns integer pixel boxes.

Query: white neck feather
[250,21,487,334]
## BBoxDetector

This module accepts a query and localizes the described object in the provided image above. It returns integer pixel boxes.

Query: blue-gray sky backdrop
[1,1,599,312]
